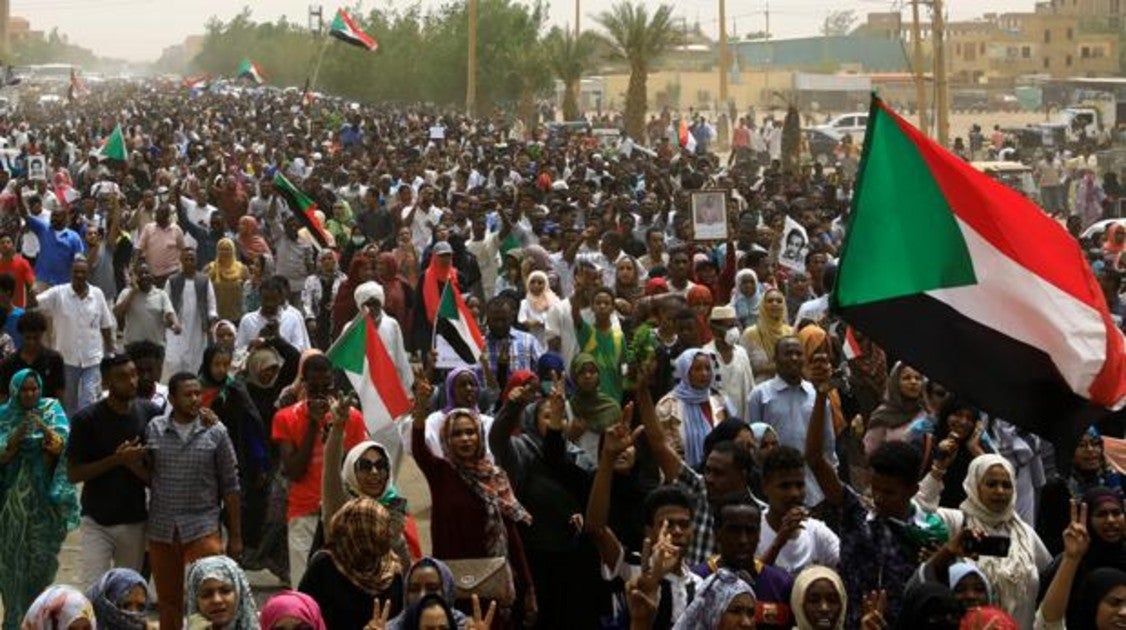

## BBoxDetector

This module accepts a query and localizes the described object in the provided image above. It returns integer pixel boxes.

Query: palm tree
[544,27,599,121]
[595,2,679,141]
[507,40,552,137]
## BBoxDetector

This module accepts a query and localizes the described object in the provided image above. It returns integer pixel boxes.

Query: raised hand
[860,590,888,630]
[601,403,642,458]
[363,597,392,630]
[467,594,497,630]
[412,367,433,409]
[1063,499,1090,560]
[645,519,680,580]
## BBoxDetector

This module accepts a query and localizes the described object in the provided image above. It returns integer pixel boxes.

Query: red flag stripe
[364,315,411,416]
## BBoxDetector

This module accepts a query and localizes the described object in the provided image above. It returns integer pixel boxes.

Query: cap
[709,305,737,322]
[354,281,385,310]
[432,241,453,256]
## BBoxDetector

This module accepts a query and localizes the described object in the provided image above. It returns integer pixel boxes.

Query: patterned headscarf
[86,568,148,630]
[440,409,531,555]
[22,586,95,630]
[673,569,755,630]
[185,555,258,630]
[327,497,403,594]
[791,566,847,630]
[260,591,326,630]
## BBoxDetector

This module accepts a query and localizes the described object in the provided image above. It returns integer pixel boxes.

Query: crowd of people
[0,79,1121,630]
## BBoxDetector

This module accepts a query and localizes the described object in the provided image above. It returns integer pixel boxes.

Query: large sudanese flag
[831,95,1126,446]
[329,8,378,51]
[327,314,411,433]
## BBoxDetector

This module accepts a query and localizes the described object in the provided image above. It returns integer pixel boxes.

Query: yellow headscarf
[756,288,793,362]
[208,238,246,283]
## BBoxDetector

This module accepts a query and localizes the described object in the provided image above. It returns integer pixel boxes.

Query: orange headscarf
[797,324,847,435]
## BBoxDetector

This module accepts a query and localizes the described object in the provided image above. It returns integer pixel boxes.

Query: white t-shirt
[756,509,840,575]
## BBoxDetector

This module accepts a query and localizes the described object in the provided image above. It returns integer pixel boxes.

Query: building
[733,36,908,74]
[1044,0,1126,27]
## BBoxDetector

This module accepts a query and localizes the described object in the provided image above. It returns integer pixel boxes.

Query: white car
[814,112,868,141]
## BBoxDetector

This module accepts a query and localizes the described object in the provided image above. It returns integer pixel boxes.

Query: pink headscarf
[259,591,327,630]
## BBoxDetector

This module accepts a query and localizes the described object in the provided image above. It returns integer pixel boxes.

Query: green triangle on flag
[95,124,127,162]
[329,8,378,51]
[436,282,459,320]
[327,314,366,374]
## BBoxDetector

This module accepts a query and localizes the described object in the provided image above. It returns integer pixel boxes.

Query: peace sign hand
[1063,499,1090,561]
[467,594,497,630]
[363,597,392,630]
[860,590,888,630]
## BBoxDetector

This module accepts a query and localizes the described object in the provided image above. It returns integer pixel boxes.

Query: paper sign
[777,215,809,272]
[26,155,45,181]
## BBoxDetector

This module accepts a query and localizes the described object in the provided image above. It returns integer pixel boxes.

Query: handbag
[444,557,516,606]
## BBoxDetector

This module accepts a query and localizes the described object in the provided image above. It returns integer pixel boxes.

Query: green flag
[95,125,127,162]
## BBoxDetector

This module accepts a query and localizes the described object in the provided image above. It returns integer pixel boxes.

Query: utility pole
[910,0,928,134]
[719,0,728,106]
[467,0,478,115]
[932,0,950,146]
[574,0,580,37]
[308,5,323,35]
[763,0,771,94]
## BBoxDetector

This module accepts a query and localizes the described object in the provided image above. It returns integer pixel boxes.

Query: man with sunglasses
[271,352,368,588]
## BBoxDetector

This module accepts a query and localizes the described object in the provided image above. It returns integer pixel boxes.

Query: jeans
[79,517,146,590]
[149,532,223,630]
[287,514,319,587]
[64,364,101,415]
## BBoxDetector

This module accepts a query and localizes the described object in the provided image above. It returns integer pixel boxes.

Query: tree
[596,2,679,141]
[821,10,858,37]
[544,28,599,121]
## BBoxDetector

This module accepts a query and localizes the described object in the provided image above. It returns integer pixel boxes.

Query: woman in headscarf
[920,395,993,509]
[389,558,470,630]
[409,390,536,626]
[21,585,96,630]
[241,252,274,315]
[1038,426,1123,556]
[185,555,258,630]
[396,594,462,630]
[409,367,496,463]
[791,565,847,630]
[741,288,792,380]
[1037,487,1126,629]
[687,284,716,344]
[236,215,271,262]
[199,344,269,557]
[376,252,415,333]
[671,568,756,630]
[569,353,623,462]
[206,238,248,323]
[86,567,148,630]
[918,453,1052,628]
[324,199,354,247]
[656,349,729,470]
[863,362,928,456]
[614,256,645,307]
[730,269,762,329]
[211,320,236,353]
[893,582,965,630]
[259,591,326,630]
[298,498,405,629]
[0,369,79,628]
[322,427,418,566]
[330,253,374,339]
[798,324,847,435]
[517,271,557,346]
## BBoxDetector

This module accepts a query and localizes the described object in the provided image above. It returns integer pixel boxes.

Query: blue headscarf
[87,568,148,630]
[949,561,993,605]
[389,557,470,630]
[673,568,755,630]
[442,367,479,413]
[0,368,78,529]
[672,349,716,469]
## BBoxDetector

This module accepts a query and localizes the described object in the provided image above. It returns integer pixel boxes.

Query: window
[1066,54,1073,66]
[1081,46,1091,58]
[956,43,962,55]
[1067,27,1073,40]
[1093,46,1106,58]
[1044,56,1051,69]
[1022,46,1032,58]
[1044,29,1051,43]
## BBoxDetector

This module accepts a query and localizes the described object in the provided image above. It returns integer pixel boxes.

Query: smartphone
[964,535,1011,557]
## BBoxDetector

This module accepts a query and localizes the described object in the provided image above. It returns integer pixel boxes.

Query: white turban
[354,281,385,310]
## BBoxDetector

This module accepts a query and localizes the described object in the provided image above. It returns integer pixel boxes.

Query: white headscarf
[790,566,846,630]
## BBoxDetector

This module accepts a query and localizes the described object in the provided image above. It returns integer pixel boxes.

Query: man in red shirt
[271,352,367,587]
[0,233,34,308]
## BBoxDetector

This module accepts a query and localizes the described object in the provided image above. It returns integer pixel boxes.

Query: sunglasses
[356,458,389,474]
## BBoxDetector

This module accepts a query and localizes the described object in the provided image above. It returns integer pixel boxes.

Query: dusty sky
[13,0,1035,62]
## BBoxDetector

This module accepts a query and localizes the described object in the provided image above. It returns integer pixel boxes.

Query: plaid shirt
[675,463,715,567]
[145,414,240,544]
[484,328,543,381]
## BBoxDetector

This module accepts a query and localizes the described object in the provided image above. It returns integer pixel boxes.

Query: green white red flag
[327,314,411,433]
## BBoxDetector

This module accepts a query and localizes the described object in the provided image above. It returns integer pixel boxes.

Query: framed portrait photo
[690,189,728,241]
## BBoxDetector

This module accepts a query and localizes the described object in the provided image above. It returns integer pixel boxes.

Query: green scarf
[569,353,622,433]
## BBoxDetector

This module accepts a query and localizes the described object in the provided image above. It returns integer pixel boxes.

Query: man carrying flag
[272,171,331,249]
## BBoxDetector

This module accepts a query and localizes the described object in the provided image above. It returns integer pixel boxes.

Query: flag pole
[308,34,333,100]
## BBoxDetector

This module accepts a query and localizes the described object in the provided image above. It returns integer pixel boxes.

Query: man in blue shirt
[746,336,836,506]
[0,272,24,347]
[19,185,84,286]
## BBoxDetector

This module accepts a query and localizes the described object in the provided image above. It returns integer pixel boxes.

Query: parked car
[813,112,868,141]
[803,128,838,165]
